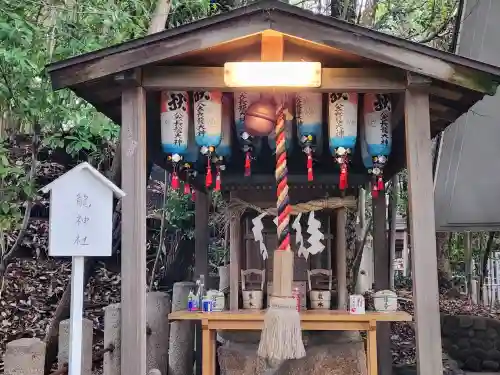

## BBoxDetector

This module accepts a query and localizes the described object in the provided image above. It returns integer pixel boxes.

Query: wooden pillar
[336,207,347,310]
[389,175,398,289]
[405,73,443,375]
[229,201,242,310]
[372,192,391,375]
[121,85,147,375]
[194,190,210,375]
[195,190,210,282]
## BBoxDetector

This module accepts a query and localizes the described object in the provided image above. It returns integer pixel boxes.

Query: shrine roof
[44,0,500,188]
[47,0,500,127]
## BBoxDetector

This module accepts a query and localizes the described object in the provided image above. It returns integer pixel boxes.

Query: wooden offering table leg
[202,322,216,375]
[367,321,378,375]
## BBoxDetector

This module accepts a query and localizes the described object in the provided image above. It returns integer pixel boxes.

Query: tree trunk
[331,0,356,22]
[359,0,379,26]
[435,231,452,289]
[479,232,497,302]
[464,232,472,299]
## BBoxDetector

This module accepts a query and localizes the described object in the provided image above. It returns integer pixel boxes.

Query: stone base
[393,353,465,375]
[442,315,500,372]
[218,331,366,375]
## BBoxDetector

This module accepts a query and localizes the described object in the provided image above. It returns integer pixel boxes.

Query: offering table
[168,310,412,375]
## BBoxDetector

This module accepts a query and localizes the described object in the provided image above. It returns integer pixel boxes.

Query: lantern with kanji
[362,93,392,198]
[161,91,190,190]
[194,91,223,189]
[296,92,323,182]
[234,92,263,177]
[328,93,358,190]
[211,93,233,191]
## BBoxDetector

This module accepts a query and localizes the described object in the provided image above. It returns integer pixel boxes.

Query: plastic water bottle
[188,290,196,311]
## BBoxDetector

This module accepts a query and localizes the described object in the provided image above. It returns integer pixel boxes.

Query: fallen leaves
[0,258,121,373]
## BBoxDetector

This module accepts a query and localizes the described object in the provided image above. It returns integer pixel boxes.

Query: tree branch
[416,7,457,44]
[0,128,38,274]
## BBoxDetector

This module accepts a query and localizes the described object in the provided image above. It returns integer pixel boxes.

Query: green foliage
[0,0,220,240]
[0,142,34,232]
[375,0,458,48]
[162,188,196,236]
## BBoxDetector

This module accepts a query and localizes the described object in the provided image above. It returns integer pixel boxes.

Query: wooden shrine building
[46,1,500,375]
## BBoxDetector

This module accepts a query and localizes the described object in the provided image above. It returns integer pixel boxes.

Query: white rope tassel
[258,296,305,361]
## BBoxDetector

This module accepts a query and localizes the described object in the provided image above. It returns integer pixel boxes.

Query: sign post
[42,162,125,375]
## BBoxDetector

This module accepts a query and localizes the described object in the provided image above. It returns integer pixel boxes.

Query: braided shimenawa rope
[275,105,291,252]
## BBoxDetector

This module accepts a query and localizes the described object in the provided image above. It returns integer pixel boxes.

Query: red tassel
[205,158,212,187]
[372,181,379,198]
[171,172,179,190]
[215,167,221,192]
[191,188,196,202]
[339,162,347,190]
[244,151,251,177]
[377,176,384,191]
[184,182,191,195]
[307,151,313,182]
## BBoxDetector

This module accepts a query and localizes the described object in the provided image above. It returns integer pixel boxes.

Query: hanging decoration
[258,102,306,362]
[328,93,358,191]
[268,94,294,154]
[362,93,392,198]
[305,211,325,256]
[193,91,223,189]
[180,117,199,200]
[251,212,269,260]
[292,214,308,259]
[244,197,355,261]
[296,92,323,182]
[234,92,262,177]
[160,91,189,190]
[211,94,233,192]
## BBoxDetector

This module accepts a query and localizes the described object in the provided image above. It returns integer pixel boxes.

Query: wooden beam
[405,74,443,375]
[270,13,498,94]
[261,30,284,61]
[335,208,347,310]
[229,194,242,310]
[372,191,392,375]
[228,188,350,206]
[141,66,406,92]
[48,17,271,90]
[114,68,142,87]
[121,85,147,375]
[221,173,369,187]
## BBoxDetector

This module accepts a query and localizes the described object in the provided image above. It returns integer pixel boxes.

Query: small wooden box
[267,281,307,310]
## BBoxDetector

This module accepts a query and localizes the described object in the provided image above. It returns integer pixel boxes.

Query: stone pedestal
[58,318,93,375]
[103,303,121,375]
[4,338,46,375]
[168,281,196,375]
[146,291,171,375]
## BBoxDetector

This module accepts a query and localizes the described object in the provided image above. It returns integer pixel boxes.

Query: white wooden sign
[42,162,125,257]
[42,162,125,375]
